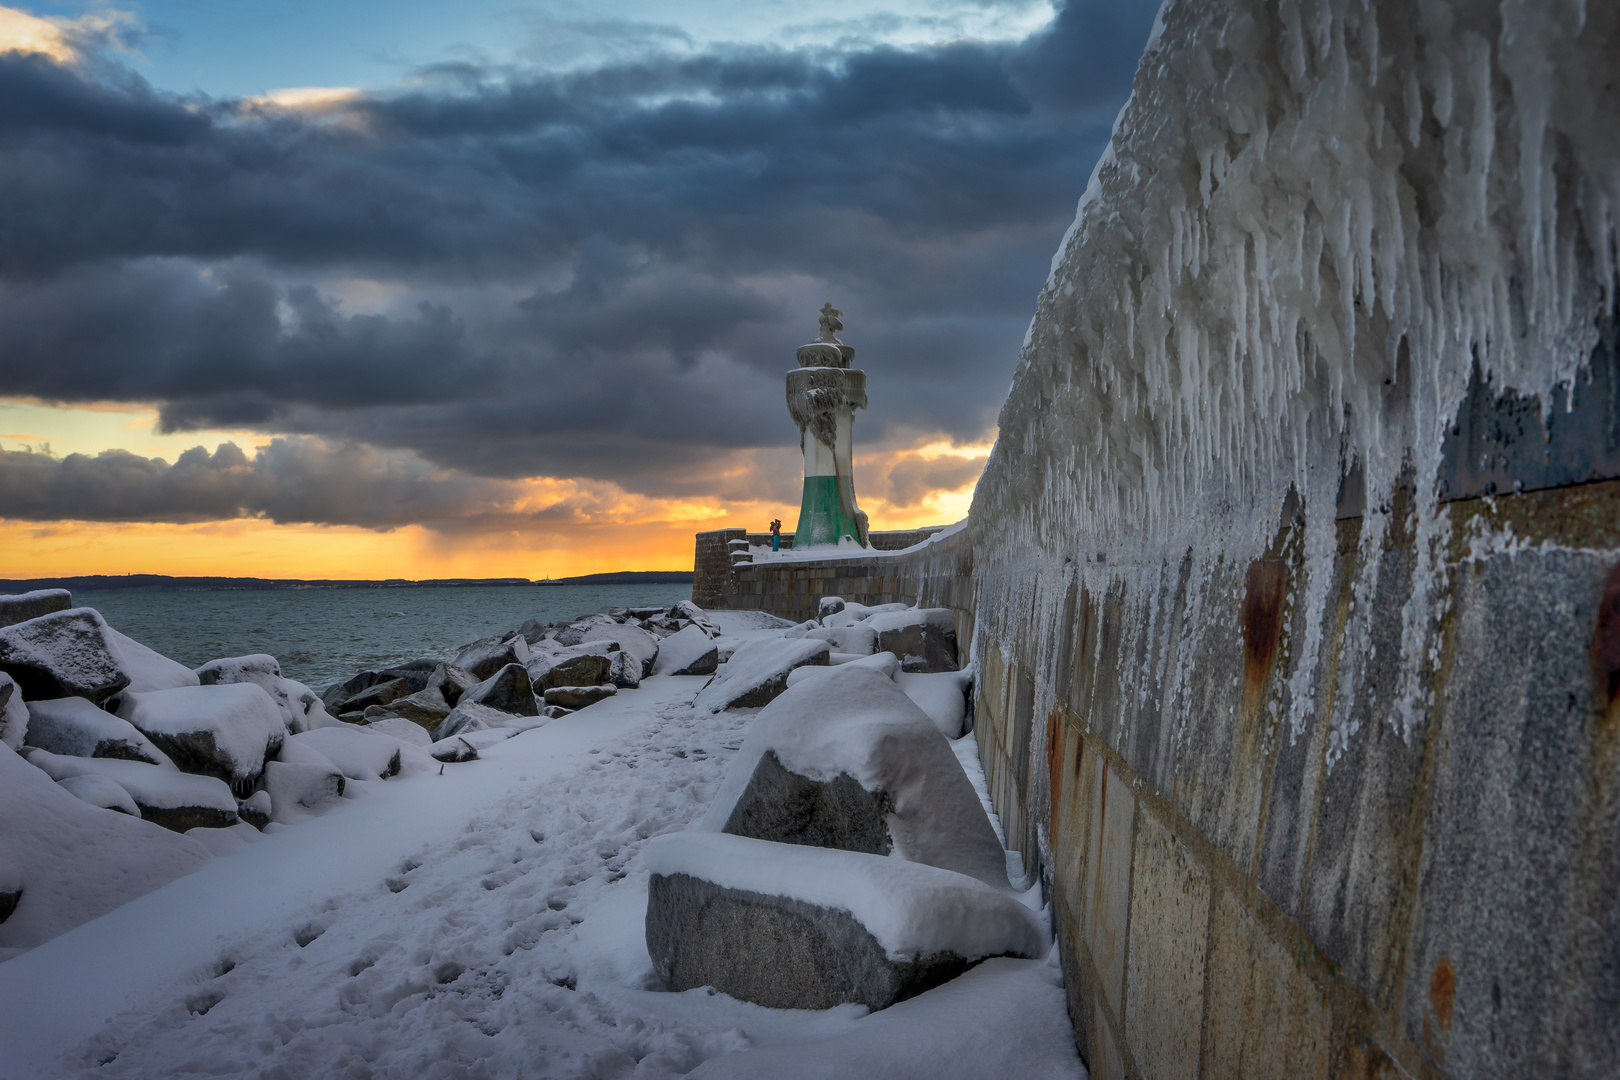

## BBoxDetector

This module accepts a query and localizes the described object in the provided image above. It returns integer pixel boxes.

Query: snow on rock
[644,832,1045,1010]
[526,647,613,691]
[458,662,539,716]
[806,623,878,655]
[290,727,430,782]
[864,608,959,673]
[543,684,618,708]
[818,595,847,619]
[608,649,642,689]
[429,735,479,762]
[819,602,909,629]
[262,760,345,824]
[652,624,721,676]
[103,627,199,693]
[0,608,130,704]
[671,600,719,637]
[365,715,433,747]
[24,696,172,765]
[693,637,831,713]
[578,621,661,678]
[0,589,73,630]
[706,610,797,635]
[368,685,451,729]
[56,773,140,817]
[702,666,1008,887]
[786,650,900,688]
[116,684,287,794]
[196,655,330,734]
[452,635,530,681]
[0,672,28,750]
[238,790,271,829]
[26,748,240,832]
[896,670,974,740]
[433,701,516,742]
[0,743,208,957]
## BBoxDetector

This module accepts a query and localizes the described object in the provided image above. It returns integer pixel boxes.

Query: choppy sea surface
[79,583,693,694]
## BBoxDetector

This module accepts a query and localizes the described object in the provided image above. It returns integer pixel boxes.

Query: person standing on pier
[769,518,782,552]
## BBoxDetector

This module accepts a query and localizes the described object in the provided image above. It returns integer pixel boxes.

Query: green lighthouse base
[793,475,865,548]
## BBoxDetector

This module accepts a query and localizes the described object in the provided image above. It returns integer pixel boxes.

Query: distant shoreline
[0,570,694,593]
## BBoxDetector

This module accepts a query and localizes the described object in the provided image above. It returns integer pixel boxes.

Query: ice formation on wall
[969,0,1619,825]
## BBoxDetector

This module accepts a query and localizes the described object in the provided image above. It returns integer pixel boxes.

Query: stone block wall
[967,480,1620,1079]
[692,526,951,621]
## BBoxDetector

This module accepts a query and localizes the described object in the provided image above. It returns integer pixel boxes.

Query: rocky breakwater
[0,591,727,959]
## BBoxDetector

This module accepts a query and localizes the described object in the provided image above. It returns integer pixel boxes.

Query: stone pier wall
[692,526,950,621]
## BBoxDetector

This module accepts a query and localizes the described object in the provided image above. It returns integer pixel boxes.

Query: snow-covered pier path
[0,668,1081,1079]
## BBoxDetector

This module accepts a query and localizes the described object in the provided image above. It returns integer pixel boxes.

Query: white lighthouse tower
[787,303,869,548]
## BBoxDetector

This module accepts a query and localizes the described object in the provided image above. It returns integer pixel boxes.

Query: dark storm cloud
[0,0,1160,520]
[0,438,517,526]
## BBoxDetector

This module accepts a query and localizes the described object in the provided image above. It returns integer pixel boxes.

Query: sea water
[79,583,693,693]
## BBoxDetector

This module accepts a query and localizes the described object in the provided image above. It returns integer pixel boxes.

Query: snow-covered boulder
[432,701,512,742]
[693,638,831,713]
[542,685,617,708]
[430,737,478,763]
[116,683,286,795]
[551,614,621,647]
[365,715,433,747]
[819,601,908,628]
[651,624,720,676]
[335,676,415,715]
[458,663,538,716]
[238,790,272,829]
[263,760,345,823]
[0,589,72,629]
[670,600,719,638]
[26,749,240,832]
[0,608,130,703]
[289,727,427,782]
[0,673,27,750]
[896,669,974,740]
[527,649,612,692]
[0,743,209,956]
[56,773,140,816]
[368,686,452,730]
[428,664,479,706]
[195,655,328,733]
[608,650,641,689]
[865,608,959,672]
[451,635,530,681]
[805,623,878,656]
[818,595,846,619]
[24,696,171,765]
[702,666,1008,887]
[576,621,660,678]
[786,651,899,688]
[644,833,1044,1011]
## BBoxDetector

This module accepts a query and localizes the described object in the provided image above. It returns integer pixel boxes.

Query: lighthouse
[787,303,869,548]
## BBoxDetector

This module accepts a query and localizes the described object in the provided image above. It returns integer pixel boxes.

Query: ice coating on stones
[967,0,1620,846]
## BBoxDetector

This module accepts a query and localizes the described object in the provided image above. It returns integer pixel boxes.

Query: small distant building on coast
[786,304,869,548]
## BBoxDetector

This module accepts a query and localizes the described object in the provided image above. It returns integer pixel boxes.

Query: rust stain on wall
[1048,711,1065,837]
[1430,956,1455,1028]
[1592,560,1620,707]
[1243,559,1289,708]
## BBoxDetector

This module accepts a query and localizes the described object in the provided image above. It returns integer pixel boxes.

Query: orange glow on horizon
[0,400,990,579]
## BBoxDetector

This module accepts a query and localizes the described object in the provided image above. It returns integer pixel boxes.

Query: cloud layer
[0,0,1158,526]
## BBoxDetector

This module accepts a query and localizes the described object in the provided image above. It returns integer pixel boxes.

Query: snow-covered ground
[0,613,1083,1080]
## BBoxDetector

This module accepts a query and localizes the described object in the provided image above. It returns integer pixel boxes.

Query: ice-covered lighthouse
[786,303,869,548]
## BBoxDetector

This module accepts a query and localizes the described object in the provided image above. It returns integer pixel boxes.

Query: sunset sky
[0,0,1156,580]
